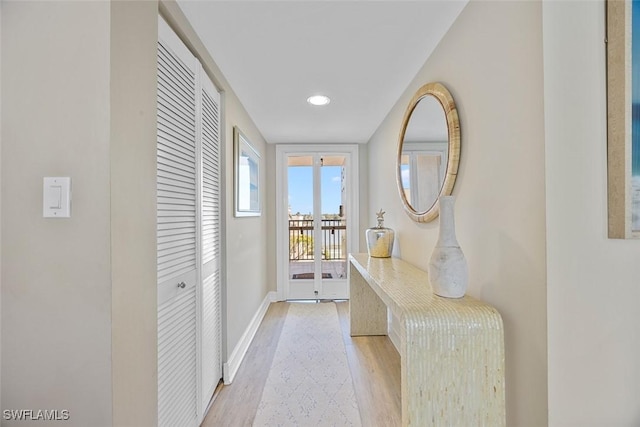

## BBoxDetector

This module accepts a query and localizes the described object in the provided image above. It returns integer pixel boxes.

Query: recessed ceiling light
[307,95,331,106]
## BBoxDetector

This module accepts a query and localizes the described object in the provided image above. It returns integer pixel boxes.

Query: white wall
[1,2,113,425]
[110,2,159,425]
[367,1,547,425]
[544,1,640,425]
[0,0,3,415]
[222,100,270,354]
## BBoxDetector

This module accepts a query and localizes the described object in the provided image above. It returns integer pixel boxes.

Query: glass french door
[285,153,349,300]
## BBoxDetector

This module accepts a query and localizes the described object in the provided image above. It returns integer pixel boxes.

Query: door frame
[275,144,360,301]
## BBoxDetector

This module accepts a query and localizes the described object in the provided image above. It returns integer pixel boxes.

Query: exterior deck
[289,218,347,280]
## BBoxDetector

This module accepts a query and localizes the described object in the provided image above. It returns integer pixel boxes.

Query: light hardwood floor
[201,301,401,426]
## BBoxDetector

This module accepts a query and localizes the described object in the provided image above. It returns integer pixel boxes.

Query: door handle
[177,281,186,289]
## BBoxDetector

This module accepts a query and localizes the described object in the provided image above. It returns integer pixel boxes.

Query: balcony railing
[289,219,346,261]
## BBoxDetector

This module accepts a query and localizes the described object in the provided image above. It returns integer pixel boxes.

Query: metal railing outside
[289,219,346,261]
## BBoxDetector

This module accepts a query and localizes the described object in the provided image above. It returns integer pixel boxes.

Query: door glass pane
[288,156,314,280]
[321,156,347,280]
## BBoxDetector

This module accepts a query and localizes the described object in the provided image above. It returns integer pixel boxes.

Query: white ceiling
[177,1,468,144]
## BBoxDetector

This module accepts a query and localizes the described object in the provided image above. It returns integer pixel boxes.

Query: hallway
[202,302,401,426]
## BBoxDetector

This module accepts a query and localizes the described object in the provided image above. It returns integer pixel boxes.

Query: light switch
[43,177,71,218]
[48,186,62,209]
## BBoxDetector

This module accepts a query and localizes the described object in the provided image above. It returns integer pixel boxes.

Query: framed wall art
[234,126,261,217]
[607,0,640,238]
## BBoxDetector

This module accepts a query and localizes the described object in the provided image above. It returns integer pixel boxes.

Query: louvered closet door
[157,16,199,427]
[200,74,222,412]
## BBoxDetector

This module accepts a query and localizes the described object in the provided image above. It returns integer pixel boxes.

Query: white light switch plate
[43,177,71,218]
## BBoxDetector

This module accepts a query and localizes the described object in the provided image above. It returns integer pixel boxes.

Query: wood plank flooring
[201,301,401,426]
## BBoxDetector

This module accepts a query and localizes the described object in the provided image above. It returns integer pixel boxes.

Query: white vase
[428,195,468,298]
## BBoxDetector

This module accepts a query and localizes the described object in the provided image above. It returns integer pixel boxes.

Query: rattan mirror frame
[396,82,461,223]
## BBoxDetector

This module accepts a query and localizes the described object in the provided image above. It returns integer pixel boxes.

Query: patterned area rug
[253,302,362,426]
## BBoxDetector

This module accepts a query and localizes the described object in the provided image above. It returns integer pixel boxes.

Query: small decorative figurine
[366,209,395,258]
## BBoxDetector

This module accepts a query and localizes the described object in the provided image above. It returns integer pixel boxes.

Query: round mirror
[396,82,460,222]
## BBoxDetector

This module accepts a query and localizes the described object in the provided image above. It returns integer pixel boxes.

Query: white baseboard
[223,291,277,384]
[274,290,284,302]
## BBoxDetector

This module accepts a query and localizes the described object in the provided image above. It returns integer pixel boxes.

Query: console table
[349,253,505,426]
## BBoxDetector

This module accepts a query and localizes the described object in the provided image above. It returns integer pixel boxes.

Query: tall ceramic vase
[428,195,468,298]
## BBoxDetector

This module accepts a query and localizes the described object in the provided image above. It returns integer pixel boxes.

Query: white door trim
[275,144,360,301]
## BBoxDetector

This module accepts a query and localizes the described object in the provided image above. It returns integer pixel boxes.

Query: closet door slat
[200,76,222,410]
[157,15,198,427]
